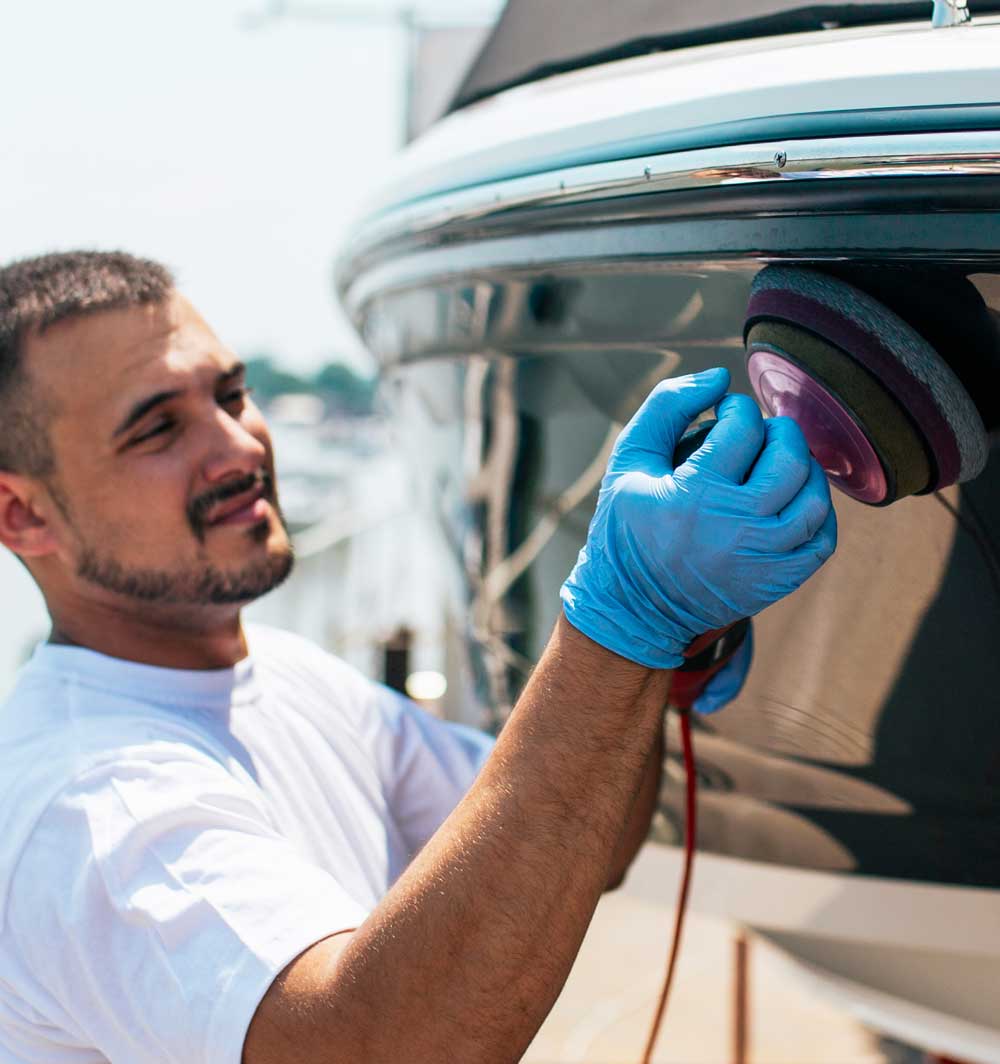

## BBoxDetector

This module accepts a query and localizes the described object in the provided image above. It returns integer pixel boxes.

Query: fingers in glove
[784,501,838,570]
[741,416,812,517]
[680,393,765,484]
[739,503,837,602]
[608,367,730,476]
[805,501,838,563]
[741,457,833,553]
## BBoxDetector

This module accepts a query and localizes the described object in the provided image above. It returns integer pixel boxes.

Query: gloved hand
[692,623,753,715]
[560,367,836,669]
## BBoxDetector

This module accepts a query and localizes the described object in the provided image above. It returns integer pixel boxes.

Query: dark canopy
[451,1,1000,112]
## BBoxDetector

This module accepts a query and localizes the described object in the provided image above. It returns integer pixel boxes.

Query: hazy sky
[0,0,497,373]
[0,0,501,690]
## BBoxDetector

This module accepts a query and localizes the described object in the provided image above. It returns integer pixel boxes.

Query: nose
[200,405,269,485]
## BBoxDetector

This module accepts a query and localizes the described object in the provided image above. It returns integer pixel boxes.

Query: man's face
[27,291,293,608]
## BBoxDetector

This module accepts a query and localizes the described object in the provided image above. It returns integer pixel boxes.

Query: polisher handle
[670,619,751,711]
[672,419,714,468]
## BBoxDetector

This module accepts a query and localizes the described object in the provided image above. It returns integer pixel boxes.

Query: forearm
[245,370,837,1064]
[312,616,669,1063]
[606,722,663,889]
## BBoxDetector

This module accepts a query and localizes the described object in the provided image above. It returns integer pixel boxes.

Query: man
[0,251,835,1063]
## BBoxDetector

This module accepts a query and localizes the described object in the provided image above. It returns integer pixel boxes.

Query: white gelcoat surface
[369,16,1000,211]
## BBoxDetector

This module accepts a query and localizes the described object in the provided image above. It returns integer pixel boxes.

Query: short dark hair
[0,250,174,476]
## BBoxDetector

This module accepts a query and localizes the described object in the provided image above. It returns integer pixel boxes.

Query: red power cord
[640,707,698,1064]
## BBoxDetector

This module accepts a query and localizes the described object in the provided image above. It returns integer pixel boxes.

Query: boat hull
[336,19,1000,1054]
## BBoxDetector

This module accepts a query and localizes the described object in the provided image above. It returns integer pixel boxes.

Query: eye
[132,419,175,445]
[220,385,253,409]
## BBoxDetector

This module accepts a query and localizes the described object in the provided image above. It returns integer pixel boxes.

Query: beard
[70,469,296,605]
[76,540,295,604]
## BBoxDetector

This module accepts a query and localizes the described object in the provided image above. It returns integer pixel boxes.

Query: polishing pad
[748,342,889,503]
[746,319,932,503]
[745,266,989,505]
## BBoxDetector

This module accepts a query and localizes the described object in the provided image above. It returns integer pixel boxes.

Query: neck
[47,597,249,670]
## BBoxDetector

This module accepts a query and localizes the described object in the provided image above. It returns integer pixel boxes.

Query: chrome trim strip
[343,130,1000,267]
[344,215,1000,316]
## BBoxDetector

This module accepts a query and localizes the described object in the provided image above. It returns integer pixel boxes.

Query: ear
[0,473,61,559]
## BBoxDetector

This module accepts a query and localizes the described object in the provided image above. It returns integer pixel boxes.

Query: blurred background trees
[245,354,377,415]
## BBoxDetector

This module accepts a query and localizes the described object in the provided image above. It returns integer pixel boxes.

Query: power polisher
[677,265,994,690]
[744,265,990,506]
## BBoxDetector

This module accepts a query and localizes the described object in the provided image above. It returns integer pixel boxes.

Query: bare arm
[244,614,670,1064]
[243,370,837,1064]
[606,722,663,890]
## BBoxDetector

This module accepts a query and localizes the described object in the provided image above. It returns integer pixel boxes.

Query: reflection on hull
[628,845,1000,1063]
[337,53,1000,1043]
[389,312,1000,888]
[673,462,1000,887]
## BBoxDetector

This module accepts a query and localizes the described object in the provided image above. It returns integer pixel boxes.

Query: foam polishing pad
[820,266,1000,432]
[745,266,988,505]
[746,320,931,504]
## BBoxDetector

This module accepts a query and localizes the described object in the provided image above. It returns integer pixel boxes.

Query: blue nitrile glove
[693,623,754,715]
[560,367,836,669]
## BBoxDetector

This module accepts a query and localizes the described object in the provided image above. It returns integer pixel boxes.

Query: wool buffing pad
[744,266,989,505]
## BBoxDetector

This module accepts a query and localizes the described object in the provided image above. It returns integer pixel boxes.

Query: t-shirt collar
[24,640,258,709]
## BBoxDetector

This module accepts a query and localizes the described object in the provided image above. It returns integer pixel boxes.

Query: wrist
[558,589,687,670]
[553,611,660,679]
[541,614,673,727]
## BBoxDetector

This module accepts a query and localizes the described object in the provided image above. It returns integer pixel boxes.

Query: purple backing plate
[746,287,959,489]
[747,347,889,504]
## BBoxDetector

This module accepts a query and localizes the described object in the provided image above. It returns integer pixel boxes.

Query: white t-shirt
[0,624,493,1064]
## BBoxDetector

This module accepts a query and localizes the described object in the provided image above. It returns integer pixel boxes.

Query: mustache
[188,469,274,539]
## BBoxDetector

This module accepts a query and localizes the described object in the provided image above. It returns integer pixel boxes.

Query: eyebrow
[112,362,246,441]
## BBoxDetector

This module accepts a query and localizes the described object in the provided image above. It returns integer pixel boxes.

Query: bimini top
[451,0,1000,111]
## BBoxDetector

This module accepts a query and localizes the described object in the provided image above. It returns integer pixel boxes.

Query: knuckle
[786,448,811,480]
[672,464,708,499]
[806,488,830,525]
[805,509,826,541]
[770,414,802,438]
[721,392,760,422]
[746,486,776,517]
[813,524,837,561]
[780,512,809,549]
[613,469,644,497]
[770,417,810,459]
[771,416,807,449]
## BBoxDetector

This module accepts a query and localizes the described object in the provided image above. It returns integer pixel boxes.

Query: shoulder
[245,624,383,725]
[369,682,495,783]
[246,624,374,691]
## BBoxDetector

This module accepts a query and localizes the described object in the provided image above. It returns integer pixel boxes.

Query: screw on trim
[774,151,787,169]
